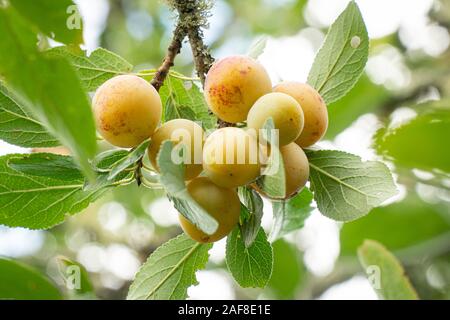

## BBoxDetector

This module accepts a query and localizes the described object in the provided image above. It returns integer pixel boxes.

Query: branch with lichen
[164,0,234,128]
[165,0,215,84]
[151,22,187,91]
[187,27,215,85]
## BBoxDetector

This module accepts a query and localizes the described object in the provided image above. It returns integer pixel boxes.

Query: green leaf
[340,196,450,256]
[108,140,149,180]
[268,240,305,299]
[0,83,59,148]
[9,0,83,45]
[270,188,314,242]
[0,153,115,229]
[307,1,369,105]
[247,36,268,59]
[8,153,83,181]
[91,149,130,173]
[255,146,286,198]
[159,75,217,130]
[0,258,62,300]
[0,8,97,179]
[376,103,450,173]
[127,234,212,300]
[57,256,96,299]
[226,227,273,288]
[47,46,133,92]
[255,118,286,199]
[358,240,419,300]
[238,187,264,248]
[157,141,218,235]
[306,150,397,221]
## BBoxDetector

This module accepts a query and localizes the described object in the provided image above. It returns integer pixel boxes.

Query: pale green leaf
[306,150,397,221]
[238,187,264,248]
[307,1,369,104]
[226,227,273,288]
[127,234,212,300]
[91,149,130,173]
[57,256,96,299]
[9,0,83,45]
[47,46,133,92]
[159,76,216,130]
[157,141,218,235]
[358,240,419,300]
[0,258,62,300]
[375,103,450,173]
[247,36,268,59]
[108,139,149,180]
[270,188,313,242]
[255,145,285,198]
[255,118,286,199]
[0,8,97,179]
[0,83,58,148]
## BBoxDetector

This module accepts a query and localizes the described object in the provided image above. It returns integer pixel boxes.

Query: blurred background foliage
[1,0,449,300]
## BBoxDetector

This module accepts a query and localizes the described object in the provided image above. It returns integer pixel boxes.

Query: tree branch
[168,0,234,127]
[186,28,214,85]
[151,22,187,91]
[169,0,214,85]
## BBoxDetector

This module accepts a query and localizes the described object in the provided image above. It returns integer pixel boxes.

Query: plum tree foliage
[0,0,409,301]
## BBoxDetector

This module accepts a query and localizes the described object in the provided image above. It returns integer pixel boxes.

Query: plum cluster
[92,55,328,243]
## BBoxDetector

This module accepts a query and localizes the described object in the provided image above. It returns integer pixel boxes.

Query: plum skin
[178,177,241,243]
[253,142,309,200]
[202,127,262,188]
[148,119,204,181]
[274,82,328,148]
[279,142,309,198]
[204,55,272,123]
[93,75,162,148]
[247,92,304,146]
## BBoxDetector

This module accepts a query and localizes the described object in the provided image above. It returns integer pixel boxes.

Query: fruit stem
[135,157,144,186]
[141,176,164,189]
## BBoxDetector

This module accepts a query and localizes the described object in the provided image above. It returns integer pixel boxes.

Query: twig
[151,22,187,91]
